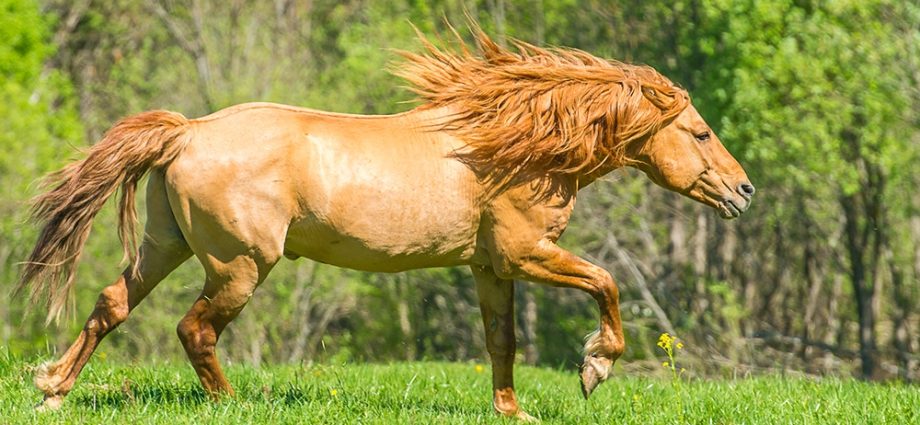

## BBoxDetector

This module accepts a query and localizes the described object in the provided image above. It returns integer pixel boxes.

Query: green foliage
[0,0,83,352]
[0,0,82,193]
[711,0,916,192]
[301,2,418,114]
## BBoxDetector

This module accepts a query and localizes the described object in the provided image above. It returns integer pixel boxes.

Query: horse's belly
[283,215,478,272]
[280,115,484,272]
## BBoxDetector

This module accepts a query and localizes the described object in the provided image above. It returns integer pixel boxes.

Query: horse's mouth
[688,182,751,220]
[717,197,750,219]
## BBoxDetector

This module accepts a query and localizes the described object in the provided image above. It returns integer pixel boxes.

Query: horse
[18,27,753,419]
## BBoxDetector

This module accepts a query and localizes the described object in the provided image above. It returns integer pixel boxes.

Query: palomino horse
[19,28,753,419]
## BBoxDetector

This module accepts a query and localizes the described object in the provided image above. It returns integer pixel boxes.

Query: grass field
[2,353,918,424]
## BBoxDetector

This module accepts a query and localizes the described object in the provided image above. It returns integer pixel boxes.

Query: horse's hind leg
[176,253,275,396]
[35,171,192,410]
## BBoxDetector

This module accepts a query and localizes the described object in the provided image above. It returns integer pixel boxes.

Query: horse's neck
[576,160,625,190]
[409,105,615,195]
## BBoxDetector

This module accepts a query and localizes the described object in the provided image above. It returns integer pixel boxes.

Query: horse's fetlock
[610,339,626,359]
[34,362,66,396]
[583,329,622,359]
[493,390,520,415]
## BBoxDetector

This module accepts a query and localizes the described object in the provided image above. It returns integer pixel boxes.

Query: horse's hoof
[579,355,612,399]
[35,394,64,411]
[497,407,540,422]
[494,399,540,422]
[514,410,540,422]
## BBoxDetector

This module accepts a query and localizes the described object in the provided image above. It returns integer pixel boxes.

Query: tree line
[1,0,918,381]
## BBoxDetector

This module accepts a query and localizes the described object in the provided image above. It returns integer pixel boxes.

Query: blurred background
[2,0,919,381]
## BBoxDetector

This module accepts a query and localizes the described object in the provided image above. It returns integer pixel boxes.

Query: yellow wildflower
[657,333,674,350]
[330,388,338,396]
[474,364,485,373]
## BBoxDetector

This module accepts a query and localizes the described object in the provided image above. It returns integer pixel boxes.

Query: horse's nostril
[738,183,755,196]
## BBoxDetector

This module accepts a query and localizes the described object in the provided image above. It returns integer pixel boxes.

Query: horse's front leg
[507,240,625,399]
[470,265,537,421]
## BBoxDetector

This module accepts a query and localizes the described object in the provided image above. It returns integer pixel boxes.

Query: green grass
[2,354,918,424]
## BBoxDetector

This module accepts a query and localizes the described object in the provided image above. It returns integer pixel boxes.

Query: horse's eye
[694,132,711,142]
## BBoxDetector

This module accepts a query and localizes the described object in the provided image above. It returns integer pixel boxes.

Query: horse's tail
[16,110,191,324]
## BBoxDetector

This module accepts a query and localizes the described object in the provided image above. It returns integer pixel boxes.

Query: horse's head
[628,104,754,219]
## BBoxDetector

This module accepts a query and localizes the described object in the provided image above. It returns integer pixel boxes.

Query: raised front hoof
[579,355,612,399]
[35,394,64,412]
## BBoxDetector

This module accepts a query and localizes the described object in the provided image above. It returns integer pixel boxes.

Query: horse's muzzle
[718,183,754,219]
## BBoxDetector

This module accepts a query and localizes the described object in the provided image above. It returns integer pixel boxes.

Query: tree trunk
[692,210,709,320]
[397,276,416,361]
[802,234,823,365]
[517,282,539,365]
[890,249,913,381]
[841,192,879,379]
[668,201,688,268]
[824,274,843,371]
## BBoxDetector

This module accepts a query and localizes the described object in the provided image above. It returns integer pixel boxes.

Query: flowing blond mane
[396,27,690,179]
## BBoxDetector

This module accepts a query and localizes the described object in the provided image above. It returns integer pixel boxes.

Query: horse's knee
[590,270,619,304]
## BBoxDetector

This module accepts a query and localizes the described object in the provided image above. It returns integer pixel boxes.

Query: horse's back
[164,103,485,272]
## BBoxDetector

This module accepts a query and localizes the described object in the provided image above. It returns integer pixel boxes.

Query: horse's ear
[641,86,675,110]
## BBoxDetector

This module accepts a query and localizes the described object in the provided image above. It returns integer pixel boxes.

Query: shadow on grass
[277,386,489,418]
[68,383,547,420]
[71,384,208,408]
[272,386,571,421]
